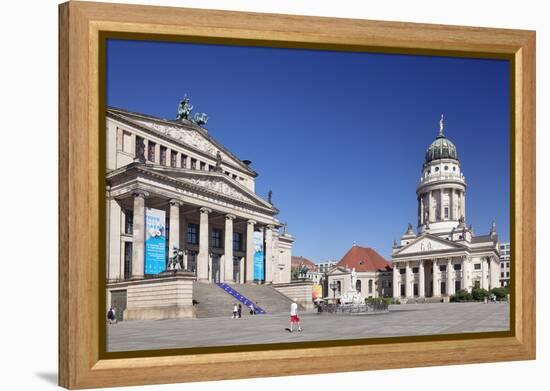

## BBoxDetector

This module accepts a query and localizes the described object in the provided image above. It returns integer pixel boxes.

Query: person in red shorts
[289,298,302,332]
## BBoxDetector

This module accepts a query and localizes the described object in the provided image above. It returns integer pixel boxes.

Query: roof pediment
[107,108,254,175]
[112,164,276,213]
[393,234,466,256]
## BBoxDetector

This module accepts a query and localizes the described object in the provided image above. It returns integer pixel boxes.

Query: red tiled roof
[291,256,317,270]
[336,246,392,272]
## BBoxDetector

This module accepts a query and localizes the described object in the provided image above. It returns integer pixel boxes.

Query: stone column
[239,257,245,284]
[420,196,426,227]
[418,260,425,298]
[440,189,445,221]
[462,257,470,292]
[432,259,441,296]
[197,207,211,282]
[264,225,275,283]
[449,189,454,220]
[224,214,236,283]
[428,191,434,222]
[168,199,182,258]
[447,259,454,295]
[245,220,256,282]
[405,262,412,298]
[481,258,487,289]
[489,257,500,289]
[131,190,148,279]
[393,263,400,298]
[461,190,466,220]
[108,198,122,280]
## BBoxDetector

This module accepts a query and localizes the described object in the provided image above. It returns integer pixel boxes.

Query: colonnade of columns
[128,190,274,284]
[392,256,499,299]
[418,188,466,226]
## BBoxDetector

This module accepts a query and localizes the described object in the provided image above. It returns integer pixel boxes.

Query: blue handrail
[215,283,267,314]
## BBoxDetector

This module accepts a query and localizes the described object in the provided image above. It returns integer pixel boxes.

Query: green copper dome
[424,114,459,163]
[425,134,459,163]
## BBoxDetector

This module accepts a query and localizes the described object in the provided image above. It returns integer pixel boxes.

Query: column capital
[169,199,183,207]
[199,207,212,214]
[132,189,149,198]
[266,224,276,230]
[225,214,236,220]
[247,219,257,225]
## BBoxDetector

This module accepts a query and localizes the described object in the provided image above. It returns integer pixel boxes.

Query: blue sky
[107,39,510,261]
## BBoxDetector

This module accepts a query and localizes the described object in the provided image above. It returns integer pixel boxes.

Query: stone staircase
[192,282,297,318]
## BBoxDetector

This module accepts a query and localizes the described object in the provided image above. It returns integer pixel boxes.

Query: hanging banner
[145,207,166,274]
[253,231,264,281]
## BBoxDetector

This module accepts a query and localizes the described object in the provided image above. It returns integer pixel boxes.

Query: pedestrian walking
[107,307,115,325]
[232,303,238,319]
[289,299,302,332]
[249,302,255,315]
[238,303,242,318]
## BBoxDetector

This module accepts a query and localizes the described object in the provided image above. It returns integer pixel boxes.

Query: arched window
[356,279,361,292]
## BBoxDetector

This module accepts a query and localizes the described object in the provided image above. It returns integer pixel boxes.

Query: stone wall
[272,281,314,310]
[108,273,196,321]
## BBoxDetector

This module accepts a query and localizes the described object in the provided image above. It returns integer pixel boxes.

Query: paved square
[107,302,509,352]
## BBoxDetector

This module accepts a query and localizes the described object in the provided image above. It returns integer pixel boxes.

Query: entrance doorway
[441,282,447,295]
[233,256,241,283]
[211,254,221,283]
[455,280,461,292]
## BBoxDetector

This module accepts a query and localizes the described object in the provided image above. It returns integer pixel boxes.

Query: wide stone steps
[192,282,297,318]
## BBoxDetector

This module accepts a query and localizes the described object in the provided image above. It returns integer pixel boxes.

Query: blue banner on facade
[145,207,166,275]
[253,231,264,281]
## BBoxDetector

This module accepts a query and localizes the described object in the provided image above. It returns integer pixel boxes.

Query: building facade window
[123,242,132,280]
[444,207,449,218]
[160,146,167,165]
[200,161,206,170]
[212,229,222,248]
[134,136,143,158]
[170,151,177,167]
[412,267,419,273]
[233,232,242,251]
[147,141,156,161]
[181,155,188,168]
[439,265,447,272]
[399,268,406,274]
[356,280,361,293]
[187,224,198,245]
[191,158,197,169]
[124,209,133,235]
[368,279,373,294]
[474,263,481,270]
[187,250,197,272]
[453,263,461,270]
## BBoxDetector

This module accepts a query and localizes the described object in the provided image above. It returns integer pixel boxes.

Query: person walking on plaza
[232,303,238,319]
[107,307,116,325]
[289,299,302,332]
[238,303,242,318]
[249,302,255,315]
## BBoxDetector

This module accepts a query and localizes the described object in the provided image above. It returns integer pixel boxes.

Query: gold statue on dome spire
[439,114,444,136]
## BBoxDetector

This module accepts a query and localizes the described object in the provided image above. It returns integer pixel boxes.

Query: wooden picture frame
[58,1,536,389]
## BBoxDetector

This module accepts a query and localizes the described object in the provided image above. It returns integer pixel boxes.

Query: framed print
[58,1,536,389]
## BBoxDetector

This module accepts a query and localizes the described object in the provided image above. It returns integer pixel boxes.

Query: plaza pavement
[107,302,509,352]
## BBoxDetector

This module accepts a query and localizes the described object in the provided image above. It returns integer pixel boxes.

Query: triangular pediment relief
[142,166,273,211]
[394,234,465,256]
[327,266,350,276]
[108,109,250,173]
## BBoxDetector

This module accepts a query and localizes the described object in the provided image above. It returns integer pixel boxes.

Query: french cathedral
[392,116,501,302]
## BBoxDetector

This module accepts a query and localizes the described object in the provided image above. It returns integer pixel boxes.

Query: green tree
[491,287,509,301]
[471,288,490,301]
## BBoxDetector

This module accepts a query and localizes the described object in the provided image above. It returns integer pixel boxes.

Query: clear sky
[106,39,510,261]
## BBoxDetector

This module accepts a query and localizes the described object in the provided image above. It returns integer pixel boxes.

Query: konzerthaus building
[105,101,293,318]
[392,116,501,302]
